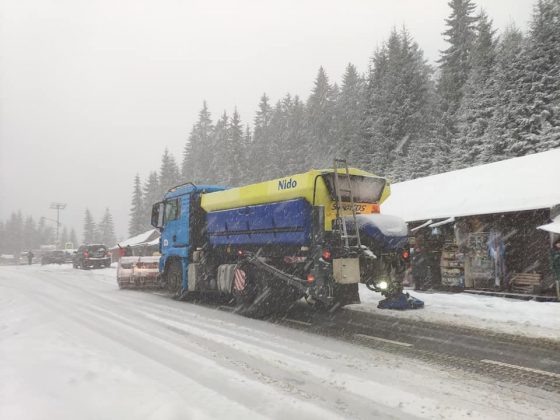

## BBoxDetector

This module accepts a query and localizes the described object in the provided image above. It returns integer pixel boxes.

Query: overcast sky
[0,0,535,241]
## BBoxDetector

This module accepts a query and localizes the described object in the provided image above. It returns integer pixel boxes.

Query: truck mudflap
[332,283,360,306]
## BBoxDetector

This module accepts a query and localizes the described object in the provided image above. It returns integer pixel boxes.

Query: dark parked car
[73,244,112,269]
[63,250,75,263]
[41,250,67,265]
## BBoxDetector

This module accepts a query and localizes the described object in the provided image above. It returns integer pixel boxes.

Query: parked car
[63,249,76,263]
[73,244,112,269]
[0,254,18,266]
[41,250,67,265]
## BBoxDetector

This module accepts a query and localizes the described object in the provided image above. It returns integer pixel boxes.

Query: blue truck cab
[151,183,226,291]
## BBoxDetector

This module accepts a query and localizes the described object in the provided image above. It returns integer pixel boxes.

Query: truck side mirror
[151,202,164,229]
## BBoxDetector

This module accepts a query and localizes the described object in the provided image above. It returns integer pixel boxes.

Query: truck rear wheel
[232,267,271,317]
[232,267,253,303]
[166,260,183,297]
[232,266,301,318]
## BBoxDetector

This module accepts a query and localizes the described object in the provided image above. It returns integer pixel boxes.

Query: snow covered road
[1,265,558,420]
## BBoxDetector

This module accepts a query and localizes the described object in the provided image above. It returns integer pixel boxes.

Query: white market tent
[538,216,560,234]
[145,237,161,246]
[113,229,160,249]
[381,148,560,223]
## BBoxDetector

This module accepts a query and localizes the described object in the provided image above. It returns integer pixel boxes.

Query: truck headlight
[378,281,388,290]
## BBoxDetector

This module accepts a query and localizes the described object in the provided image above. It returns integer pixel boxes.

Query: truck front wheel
[166,260,183,297]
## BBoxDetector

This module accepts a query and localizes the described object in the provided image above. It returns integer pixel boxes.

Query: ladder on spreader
[333,158,362,250]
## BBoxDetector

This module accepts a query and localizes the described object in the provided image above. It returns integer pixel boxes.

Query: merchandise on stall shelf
[440,242,464,288]
[465,232,494,289]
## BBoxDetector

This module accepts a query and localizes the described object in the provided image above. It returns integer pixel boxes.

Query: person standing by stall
[412,238,429,291]
[488,230,506,289]
[551,239,560,299]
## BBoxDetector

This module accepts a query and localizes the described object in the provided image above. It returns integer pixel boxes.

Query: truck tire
[165,260,183,298]
[333,283,360,306]
[232,267,275,318]
[232,268,256,303]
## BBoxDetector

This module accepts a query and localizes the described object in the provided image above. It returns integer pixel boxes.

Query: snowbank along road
[1,264,559,420]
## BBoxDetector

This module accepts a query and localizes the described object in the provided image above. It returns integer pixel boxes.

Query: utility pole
[49,202,66,246]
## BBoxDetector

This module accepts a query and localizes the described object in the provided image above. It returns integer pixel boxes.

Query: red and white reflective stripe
[233,268,246,292]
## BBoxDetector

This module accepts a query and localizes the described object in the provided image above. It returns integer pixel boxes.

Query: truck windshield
[322,173,386,203]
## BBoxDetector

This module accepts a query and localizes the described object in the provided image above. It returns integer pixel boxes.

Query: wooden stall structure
[383,149,560,297]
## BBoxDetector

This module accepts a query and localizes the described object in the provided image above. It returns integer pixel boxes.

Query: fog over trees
[82,208,116,246]
[0,211,79,255]
[0,205,117,254]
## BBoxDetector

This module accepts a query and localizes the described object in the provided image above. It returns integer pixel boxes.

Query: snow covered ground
[353,285,560,341]
[1,264,558,420]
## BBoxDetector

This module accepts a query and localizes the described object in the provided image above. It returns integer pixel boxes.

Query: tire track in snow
[34,268,552,419]
[18,271,381,419]
[33,271,406,419]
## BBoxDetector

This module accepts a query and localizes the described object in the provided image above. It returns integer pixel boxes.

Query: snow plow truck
[141,160,420,316]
